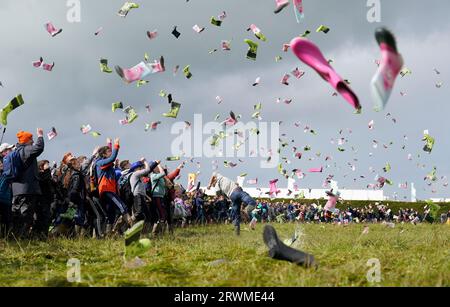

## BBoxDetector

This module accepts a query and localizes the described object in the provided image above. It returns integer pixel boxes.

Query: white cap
[0,143,14,153]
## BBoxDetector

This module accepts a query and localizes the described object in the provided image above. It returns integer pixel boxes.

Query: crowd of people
[0,129,186,239]
[0,128,259,239]
[170,198,450,227]
[252,201,450,225]
[0,128,449,241]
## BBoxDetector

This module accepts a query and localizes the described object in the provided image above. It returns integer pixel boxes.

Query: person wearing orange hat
[16,131,33,145]
[11,128,45,239]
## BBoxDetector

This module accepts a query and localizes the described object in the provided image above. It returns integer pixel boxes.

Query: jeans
[230,188,256,229]
[101,192,127,225]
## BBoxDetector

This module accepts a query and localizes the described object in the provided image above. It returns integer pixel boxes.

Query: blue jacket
[0,172,12,204]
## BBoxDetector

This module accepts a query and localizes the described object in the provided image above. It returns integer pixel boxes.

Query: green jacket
[150,173,166,198]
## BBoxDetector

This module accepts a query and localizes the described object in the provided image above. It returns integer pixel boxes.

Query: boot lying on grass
[124,221,151,258]
[263,225,316,268]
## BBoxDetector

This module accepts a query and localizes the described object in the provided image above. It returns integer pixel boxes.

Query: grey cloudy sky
[0,0,449,200]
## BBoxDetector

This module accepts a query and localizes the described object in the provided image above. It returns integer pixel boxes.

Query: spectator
[11,129,45,239]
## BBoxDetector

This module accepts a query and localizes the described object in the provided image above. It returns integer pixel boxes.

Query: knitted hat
[16,131,33,144]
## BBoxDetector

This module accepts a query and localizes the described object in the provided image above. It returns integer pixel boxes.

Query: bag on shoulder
[89,161,102,196]
[119,172,135,204]
[3,149,26,181]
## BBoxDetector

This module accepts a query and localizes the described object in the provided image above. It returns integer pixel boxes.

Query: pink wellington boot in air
[274,0,290,14]
[116,63,145,83]
[33,57,43,68]
[45,22,62,37]
[371,28,404,112]
[115,56,165,84]
[290,37,361,112]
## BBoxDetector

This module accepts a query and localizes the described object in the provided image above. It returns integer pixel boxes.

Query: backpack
[119,172,136,204]
[89,160,102,195]
[3,149,25,181]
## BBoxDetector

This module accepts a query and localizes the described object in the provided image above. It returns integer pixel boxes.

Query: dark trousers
[148,197,159,224]
[196,208,206,224]
[164,196,173,226]
[34,197,51,238]
[86,197,106,237]
[217,210,228,222]
[0,201,12,237]
[12,195,38,239]
[230,188,256,229]
[101,192,127,225]
[133,194,150,222]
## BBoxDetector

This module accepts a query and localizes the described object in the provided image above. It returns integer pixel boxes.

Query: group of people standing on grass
[0,128,448,241]
[0,128,180,239]
[0,128,259,240]
[263,201,450,225]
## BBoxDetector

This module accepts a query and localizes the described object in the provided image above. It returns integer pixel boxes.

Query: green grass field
[0,223,449,287]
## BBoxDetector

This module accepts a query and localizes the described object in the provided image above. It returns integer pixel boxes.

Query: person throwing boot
[207,172,256,236]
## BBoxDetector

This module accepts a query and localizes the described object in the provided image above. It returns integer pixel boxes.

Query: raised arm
[133,159,151,178]
[81,146,99,174]
[106,138,112,149]
[26,128,45,159]
[97,139,120,167]
[152,172,165,180]
[167,162,183,181]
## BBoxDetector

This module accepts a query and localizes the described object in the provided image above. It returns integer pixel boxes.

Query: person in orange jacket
[95,138,132,234]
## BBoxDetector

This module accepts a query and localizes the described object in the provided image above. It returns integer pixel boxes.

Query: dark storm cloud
[0,0,449,199]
